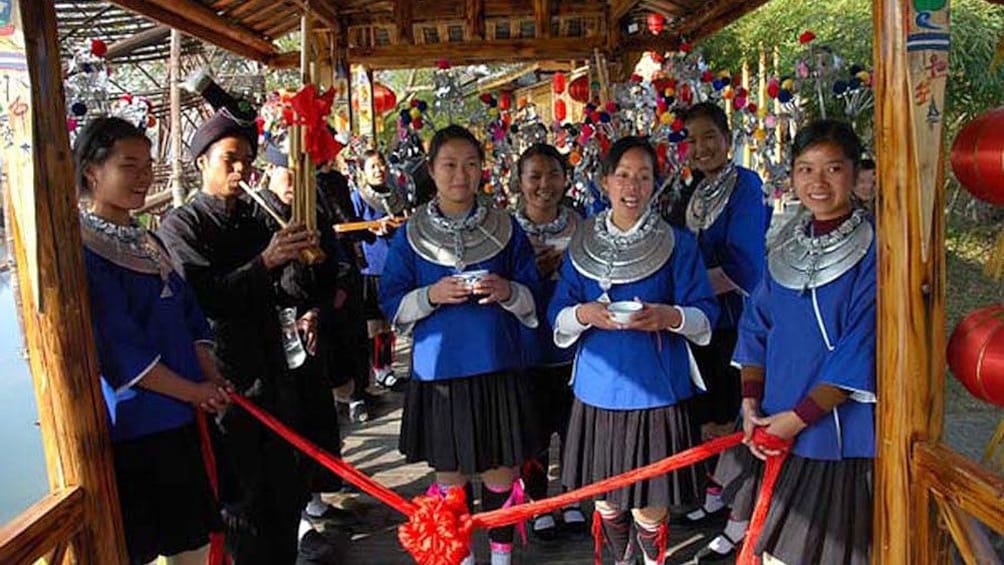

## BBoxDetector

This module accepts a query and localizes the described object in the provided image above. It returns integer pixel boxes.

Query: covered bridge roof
[105,0,770,69]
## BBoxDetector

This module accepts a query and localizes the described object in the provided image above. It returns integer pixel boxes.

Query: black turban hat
[185,69,259,160]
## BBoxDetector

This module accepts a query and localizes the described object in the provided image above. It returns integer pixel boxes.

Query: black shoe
[693,532,742,564]
[669,505,729,528]
[561,507,589,536]
[531,514,558,541]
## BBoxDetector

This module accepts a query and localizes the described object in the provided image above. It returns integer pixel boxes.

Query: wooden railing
[0,488,84,565]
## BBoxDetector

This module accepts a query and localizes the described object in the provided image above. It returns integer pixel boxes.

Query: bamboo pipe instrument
[238,180,325,264]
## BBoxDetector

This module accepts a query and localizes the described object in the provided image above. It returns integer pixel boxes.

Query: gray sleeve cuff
[554,305,590,348]
[499,282,538,328]
[392,286,438,335]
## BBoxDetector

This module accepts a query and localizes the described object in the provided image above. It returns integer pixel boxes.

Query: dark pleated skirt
[715,447,872,565]
[561,399,704,510]
[689,329,742,426]
[399,370,539,475]
[114,423,221,564]
[528,364,574,448]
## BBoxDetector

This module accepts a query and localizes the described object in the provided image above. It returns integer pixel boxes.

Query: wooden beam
[932,493,1002,565]
[170,29,184,208]
[394,0,413,44]
[7,1,128,562]
[104,25,171,60]
[0,488,84,565]
[676,0,772,42]
[347,36,606,69]
[108,0,276,62]
[466,0,485,41]
[872,0,950,562]
[534,0,551,38]
[609,0,641,21]
[915,442,1004,536]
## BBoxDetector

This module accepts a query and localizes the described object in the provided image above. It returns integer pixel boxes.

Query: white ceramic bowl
[454,269,490,288]
[607,301,643,324]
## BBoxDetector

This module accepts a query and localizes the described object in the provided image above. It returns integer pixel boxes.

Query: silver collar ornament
[406,198,512,271]
[768,207,872,292]
[685,162,739,233]
[568,209,674,301]
[79,209,175,297]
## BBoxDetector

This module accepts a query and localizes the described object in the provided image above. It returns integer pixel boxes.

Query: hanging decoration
[373,82,398,115]
[63,38,112,137]
[947,304,1004,407]
[647,12,666,35]
[432,61,466,121]
[950,107,1004,206]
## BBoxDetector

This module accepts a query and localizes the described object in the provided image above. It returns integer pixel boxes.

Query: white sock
[305,493,331,517]
[724,518,748,542]
[490,550,512,565]
[533,514,556,529]
[460,553,475,565]
[703,489,725,513]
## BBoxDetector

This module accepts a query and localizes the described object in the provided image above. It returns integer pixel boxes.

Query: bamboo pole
[872,0,949,562]
[741,59,751,168]
[170,29,184,207]
[6,1,127,562]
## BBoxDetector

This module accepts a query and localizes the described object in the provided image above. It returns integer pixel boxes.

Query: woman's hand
[621,302,682,332]
[188,380,231,414]
[575,302,620,330]
[747,410,806,460]
[535,246,564,279]
[297,309,320,355]
[428,276,470,305]
[471,274,512,305]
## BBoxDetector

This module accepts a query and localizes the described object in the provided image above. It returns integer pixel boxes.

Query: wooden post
[169,29,185,207]
[872,0,948,563]
[741,59,751,167]
[6,1,127,562]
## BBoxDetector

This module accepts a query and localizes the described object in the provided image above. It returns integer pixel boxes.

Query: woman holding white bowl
[548,136,719,565]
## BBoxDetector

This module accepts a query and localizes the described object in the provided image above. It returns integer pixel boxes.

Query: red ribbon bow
[398,487,474,565]
[289,84,343,165]
[737,428,794,565]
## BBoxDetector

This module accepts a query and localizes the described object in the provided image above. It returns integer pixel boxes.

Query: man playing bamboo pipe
[158,76,319,564]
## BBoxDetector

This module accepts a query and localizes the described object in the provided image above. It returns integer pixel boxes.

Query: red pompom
[700,70,714,83]
[399,488,473,565]
[436,59,451,70]
[479,92,494,104]
[90,39,108,57]
[798,30,816,44]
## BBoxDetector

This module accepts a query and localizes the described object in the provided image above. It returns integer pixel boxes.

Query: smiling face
[793,141,857,221]
[85,136,153,222]
[199,136,253,198]
[603,147,655,230]
[363,155,387,187]
[430,138,482,213]
[686,115,730,175]
[519,154,566,218]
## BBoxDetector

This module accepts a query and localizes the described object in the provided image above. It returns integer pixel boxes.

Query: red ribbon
[289,85,344,165]
[736,428,793,565]
[195,411,228,565]
[225,393,758,565]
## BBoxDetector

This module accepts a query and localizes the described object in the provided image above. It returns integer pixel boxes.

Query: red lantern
[372,82,397,114]
[554,99,567,122]
[947,304,1004,407]
[950,107,1004,205]
[569,75,590,103]
[553,73,566,94]
[647,12,665,35]
[499,91,512,111]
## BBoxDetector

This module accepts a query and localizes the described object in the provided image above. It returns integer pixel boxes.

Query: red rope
[195,411,228,565]
[226,393,764,565]
[228,394,418,517]
[735,428,793,565]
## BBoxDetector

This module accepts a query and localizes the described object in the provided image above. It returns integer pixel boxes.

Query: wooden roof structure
[105,0,771,70]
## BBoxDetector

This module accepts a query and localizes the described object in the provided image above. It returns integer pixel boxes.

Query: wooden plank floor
[311,387,716,564]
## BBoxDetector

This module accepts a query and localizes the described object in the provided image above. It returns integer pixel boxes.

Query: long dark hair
[427,124,484,166]
[601,136,657,177]
[791,119,862,172]
[73,116,150,196]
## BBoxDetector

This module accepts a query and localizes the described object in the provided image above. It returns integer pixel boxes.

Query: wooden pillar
[5,1,127,561]
[169,29,184,207]
[872,0,949,563]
